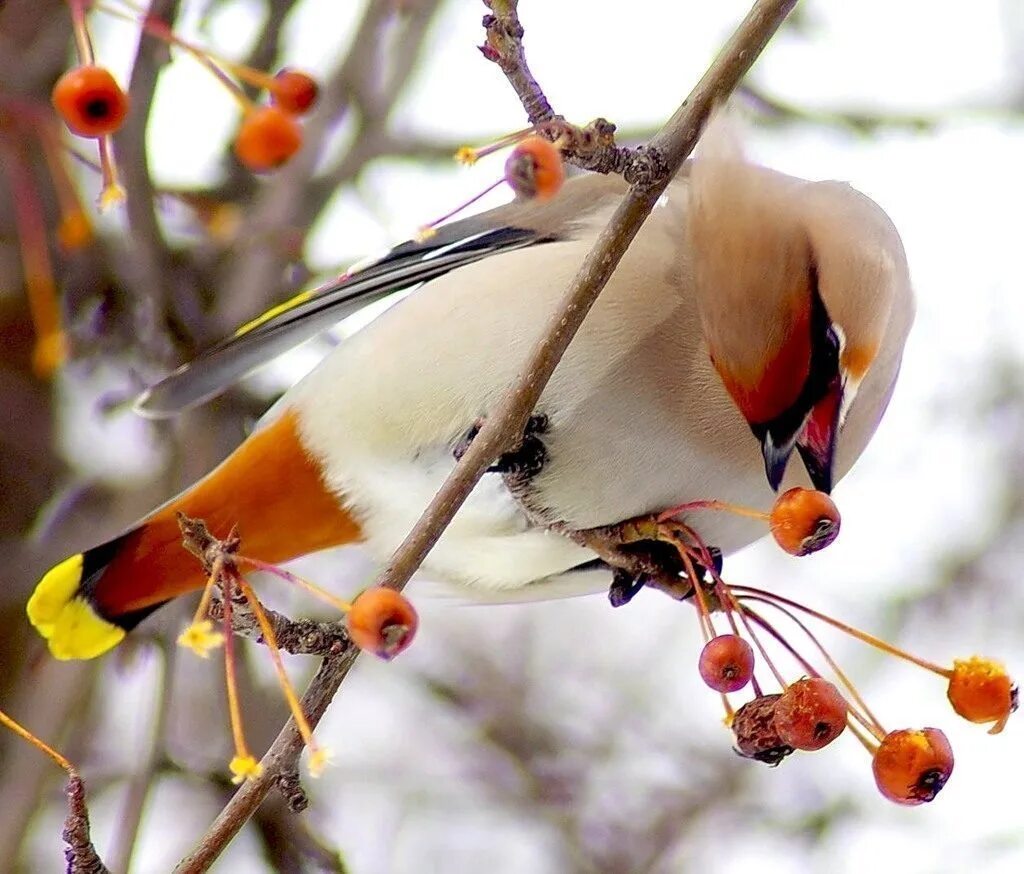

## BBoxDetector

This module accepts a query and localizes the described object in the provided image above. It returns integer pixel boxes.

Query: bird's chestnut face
[715,282,845,494]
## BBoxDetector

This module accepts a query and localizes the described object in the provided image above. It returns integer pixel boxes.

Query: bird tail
[27,408,362,660]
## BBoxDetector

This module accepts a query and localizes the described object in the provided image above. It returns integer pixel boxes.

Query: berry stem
[845,714,882,755]
[66,0,96,65]
[730,585,953,679]
[738,593,887,739]
[236,554,354,614]
[456,126,539,164]
[0,707,75,773]
[418,178,506,239]
[0,142,67,376]
[36,121,88,220]
[220,572,253,764]
[234,574,320,758]
[96,136,125,210]
[96,3,255,112]
[671,536,715,643]
[191,556,224,626]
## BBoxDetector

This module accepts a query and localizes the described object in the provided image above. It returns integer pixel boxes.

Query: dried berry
[774,677,848,751]
[698,634,755,693]
[346,587,418,660]
[947,656,1018,733]
[769,487,840,556]
[872,728,953,805]
[504,136,564,201]
[234,106,303,171]
[52,66,129,138]
[732,694,793,766]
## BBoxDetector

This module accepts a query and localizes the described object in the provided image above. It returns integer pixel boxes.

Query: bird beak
[760,431,798,493]
[795,376,843,494]
[755,375,843,494]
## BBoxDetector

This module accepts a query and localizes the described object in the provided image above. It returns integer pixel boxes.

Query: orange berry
[233,106,303,172]
[872,728,953,805]
[346,587,418,660]
[774,677,848,751]
[504,135,564,201]
[271,69,319,115]
[52,66,129,138]
[698,634,754,693]
[947,656,1018,733]
[769,487,841,556]
[732,694,793,766]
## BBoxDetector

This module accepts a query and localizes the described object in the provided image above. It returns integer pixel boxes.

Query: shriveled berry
[947,656,1018,734]
[769,487,840,556]
[504,135,564,201]
[774,677,847,751]
[346,587,418,660]
[234,106,303,172]
[732,694,793,766]
[872,728,953,805]
[271,68,319,114]
[698,634,754,693]
[52,66,129,138]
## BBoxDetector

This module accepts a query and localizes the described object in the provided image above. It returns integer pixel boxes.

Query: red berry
[947,656,1017,733]
[698,634,754,693]
[271,69,319,115]
[872,728,954,805]
[504,136,564,201]
[774,677,848,751]
[769,487,841,556]
[346,587,418,660]
[52,66,129,138]
[732,694,793,766]
[234,106,303,172]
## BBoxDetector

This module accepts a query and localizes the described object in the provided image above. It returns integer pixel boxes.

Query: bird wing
[136,225,551,417]
[135,174,628,418]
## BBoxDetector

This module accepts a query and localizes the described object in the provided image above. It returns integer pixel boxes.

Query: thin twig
[172,651,358,873]
[373,0,799,596]
[63,775,110,874]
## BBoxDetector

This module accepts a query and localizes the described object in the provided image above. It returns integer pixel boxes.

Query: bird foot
[454,413,549,479]
[566,515,723,608]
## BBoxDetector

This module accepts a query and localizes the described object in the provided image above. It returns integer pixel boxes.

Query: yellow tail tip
[27,554,125,660]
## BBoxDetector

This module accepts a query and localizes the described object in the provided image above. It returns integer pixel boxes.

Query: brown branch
[480,0,554,124]
[63,775,110,874]
[482,1,635,176]
[373,0,799,596]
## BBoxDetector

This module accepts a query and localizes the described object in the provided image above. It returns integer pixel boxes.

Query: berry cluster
[50,1,321,182]
[177,551,418,783]
[663,487,1016,805]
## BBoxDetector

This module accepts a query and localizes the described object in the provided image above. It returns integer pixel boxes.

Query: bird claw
[570,515,724,607]
[453,413,549,479]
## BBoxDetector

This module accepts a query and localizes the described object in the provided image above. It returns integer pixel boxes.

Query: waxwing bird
[28,133,914,660]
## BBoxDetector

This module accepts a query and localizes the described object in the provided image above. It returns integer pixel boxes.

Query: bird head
[687,121,908,495]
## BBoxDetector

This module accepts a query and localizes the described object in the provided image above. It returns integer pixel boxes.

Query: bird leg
[565,515,723,608]
[453,413,549,479]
